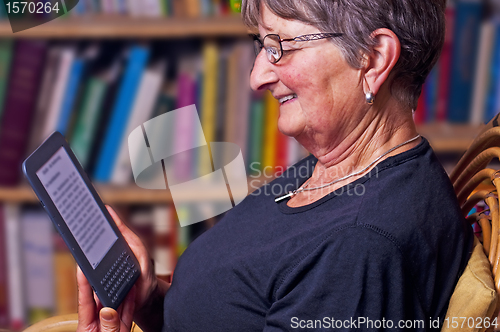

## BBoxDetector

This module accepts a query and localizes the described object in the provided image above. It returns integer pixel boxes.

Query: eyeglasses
[252,33,343,64]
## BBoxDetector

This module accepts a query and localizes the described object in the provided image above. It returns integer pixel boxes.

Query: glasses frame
[253,32,343,64]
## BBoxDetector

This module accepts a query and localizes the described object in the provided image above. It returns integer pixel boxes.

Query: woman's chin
[277,121,303,138]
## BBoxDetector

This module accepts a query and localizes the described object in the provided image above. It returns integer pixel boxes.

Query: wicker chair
[443,115,500,332]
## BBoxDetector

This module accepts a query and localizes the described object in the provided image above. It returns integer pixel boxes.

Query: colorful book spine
[424,65,439,122]
[21,209,54,325]
[70,77,108,169]
[199,42,219,176]
[53,234,77,315]
[152,205,177,280]
[93,46,150,182]
[174,64,198,181]
[86,53,126,177]
[40,47,76,141]
[262,91,279,171]
[0,40,47,186]
[111,62,165,185]
[436,4,455,122]
[0,205,8,328]
[56,58,84,136]
[233,42,253,162]
[483,21,500,123]
[247,96,264,174]
[447,0,483,123]
[287,136,306,167]
[470,20,496,125]
[26,47,61,154]
[0,40,13,121]
[4,204,24,330]
[274,128,289,174]
[414,85,426,125]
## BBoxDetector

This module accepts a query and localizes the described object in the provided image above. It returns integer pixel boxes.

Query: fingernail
[101,309,114,322]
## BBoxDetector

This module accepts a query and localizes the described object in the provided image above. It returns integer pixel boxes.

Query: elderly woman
[77,0,473,331]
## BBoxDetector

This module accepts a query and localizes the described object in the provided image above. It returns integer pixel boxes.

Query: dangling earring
[364,76,375,105]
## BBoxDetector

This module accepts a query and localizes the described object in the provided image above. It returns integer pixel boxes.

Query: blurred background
[0,0,496,329]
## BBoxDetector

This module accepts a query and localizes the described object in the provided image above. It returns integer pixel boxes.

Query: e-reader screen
[36,146,118,269]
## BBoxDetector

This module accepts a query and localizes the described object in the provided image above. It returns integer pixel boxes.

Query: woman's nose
[250,50,279,91]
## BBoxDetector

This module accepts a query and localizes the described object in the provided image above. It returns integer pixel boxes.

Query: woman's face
[250,5,366,154]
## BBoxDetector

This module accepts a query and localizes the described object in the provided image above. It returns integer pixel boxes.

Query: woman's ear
[363,28,401,96]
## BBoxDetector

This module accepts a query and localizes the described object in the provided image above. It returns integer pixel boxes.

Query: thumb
[99,308,120,332]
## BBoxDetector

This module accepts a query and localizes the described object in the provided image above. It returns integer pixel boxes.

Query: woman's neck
[288,102,420,207]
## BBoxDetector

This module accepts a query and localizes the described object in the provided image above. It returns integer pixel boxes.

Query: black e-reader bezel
[22,131,140,310]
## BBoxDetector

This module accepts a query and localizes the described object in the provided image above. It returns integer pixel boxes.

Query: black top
[163,138,473,331]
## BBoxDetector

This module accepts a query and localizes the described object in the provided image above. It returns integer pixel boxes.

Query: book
[26,47,63,155]
[56,58,85,136]
[414,84,427,125]
[233,42,253,163]
[224,42,253,164]
[424,65,439,122]
[21,208,54,325]
[53,234,77,315]
[0,205,8,328]
[287,136,307,167]
[0,40,13,121]
[223,44,239,146]
[152,205,177,280]
[57,43,101,138]
[470,19,496,125]
[70,77,108,169]
[39,46,76,141]
[0,40,47,186]
[484,21,500,123]
[262,91,279,171]
[172,55,201,181]
[199,41,219,176]
[111,60,166,185]
[93,45,150,182]
[274,127,289,175]
[4,204,24,330]
[86,45,128,176]
[436,3,455,122]
[215,46,229,143]
[247,95,265,175]
[447,0,483,123]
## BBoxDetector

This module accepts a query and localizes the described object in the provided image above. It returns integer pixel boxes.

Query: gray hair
[242,0,446,110]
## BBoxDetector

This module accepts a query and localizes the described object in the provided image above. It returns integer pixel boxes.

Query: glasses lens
[263,34,282,64]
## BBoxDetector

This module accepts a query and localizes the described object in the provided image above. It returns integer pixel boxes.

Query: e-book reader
[22,131,140,309]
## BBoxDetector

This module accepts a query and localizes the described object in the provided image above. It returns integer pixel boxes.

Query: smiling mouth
[278,94,297,104]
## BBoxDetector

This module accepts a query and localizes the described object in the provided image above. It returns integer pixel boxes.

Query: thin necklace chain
[274,134,421,203]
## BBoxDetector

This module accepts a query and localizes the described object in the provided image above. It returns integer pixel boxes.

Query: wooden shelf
[0,178,269,204]
[417,123,484,153]
[0,15,248,38]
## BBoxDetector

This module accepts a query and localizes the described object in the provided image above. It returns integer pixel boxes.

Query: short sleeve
[263,226,426,331]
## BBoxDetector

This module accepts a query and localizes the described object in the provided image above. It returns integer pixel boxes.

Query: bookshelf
[0,16,249,38]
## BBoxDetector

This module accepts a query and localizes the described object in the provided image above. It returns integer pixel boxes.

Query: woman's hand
[77,206,170,332]
[77,266,136,332]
